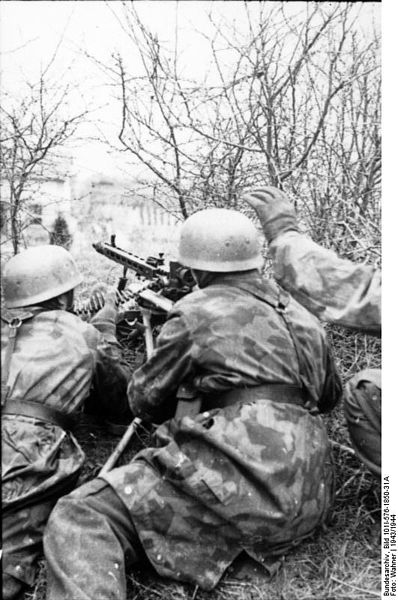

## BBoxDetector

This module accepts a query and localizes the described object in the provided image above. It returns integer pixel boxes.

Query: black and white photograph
[1,2,387,599]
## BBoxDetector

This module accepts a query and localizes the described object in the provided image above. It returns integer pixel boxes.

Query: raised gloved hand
[242,186,298,243]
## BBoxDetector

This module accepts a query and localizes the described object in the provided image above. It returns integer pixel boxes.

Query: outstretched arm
[270,231,380,334]
[243,187,381,335]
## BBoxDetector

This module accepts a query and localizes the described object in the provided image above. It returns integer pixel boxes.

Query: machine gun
[84,236,195,347]
[91,237,198,475]
[92,235,194,302]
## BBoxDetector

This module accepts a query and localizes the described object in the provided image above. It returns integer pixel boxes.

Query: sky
[1,1,249,178]
[0,1,381,180]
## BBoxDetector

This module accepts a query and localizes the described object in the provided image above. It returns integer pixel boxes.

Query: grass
[22,242,382,600]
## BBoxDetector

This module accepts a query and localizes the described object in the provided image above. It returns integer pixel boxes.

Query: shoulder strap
[218,281,318,408]
[1,312,35,406]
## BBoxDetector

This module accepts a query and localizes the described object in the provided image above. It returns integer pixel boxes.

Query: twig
[330,576,380,597]
[128,576,164,598]
[330,439,356,456]
[336,469,362,498]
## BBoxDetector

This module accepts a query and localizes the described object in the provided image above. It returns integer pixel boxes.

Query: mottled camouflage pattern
[2,305,129,586]
[345,369,381,477]
[4,498,62,588]
[101,271,341,590]
[129,272,339,421]
[44,478,142,600]
[270,231,381,336]
[269,231,382,478]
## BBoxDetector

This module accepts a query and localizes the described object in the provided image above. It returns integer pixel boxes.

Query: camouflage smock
[2,305,130,511]
[102,271,342,590]
[270,231,381,336]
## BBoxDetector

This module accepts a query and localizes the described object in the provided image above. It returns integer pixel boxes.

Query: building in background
[1,171,181,261]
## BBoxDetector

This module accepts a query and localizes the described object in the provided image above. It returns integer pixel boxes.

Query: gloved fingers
[241,186,298,243]
[247,186,278,195]
[242,186,289,204]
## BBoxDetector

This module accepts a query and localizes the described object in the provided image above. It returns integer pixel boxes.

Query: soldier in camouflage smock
[244,186,381,477]
[1,245,130,600]
[44,209,342,599]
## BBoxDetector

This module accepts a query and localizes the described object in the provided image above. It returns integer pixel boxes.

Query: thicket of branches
[0,61,87,254]
[105,2,380,263]
[0,3,380,265]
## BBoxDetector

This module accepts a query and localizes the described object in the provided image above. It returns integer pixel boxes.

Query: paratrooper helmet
[178,208,263,272]
[3,245,82,309]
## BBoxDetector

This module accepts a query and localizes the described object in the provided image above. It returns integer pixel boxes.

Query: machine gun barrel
[92,241,169,280]
[93,237,195,302]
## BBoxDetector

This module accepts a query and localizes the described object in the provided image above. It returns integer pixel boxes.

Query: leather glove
[242,186,298,243]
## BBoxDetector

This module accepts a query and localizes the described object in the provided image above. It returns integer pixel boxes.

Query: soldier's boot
[344,368,381,478]
[44,478,142,600]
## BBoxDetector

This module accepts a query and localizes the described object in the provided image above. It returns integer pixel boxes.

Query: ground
[26,318,381,600]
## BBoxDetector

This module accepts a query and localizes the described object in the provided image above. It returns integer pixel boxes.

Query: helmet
[3,245,82,309]
[178,208,263,272]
